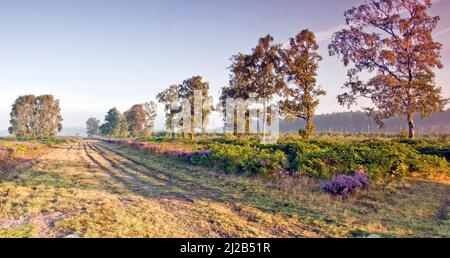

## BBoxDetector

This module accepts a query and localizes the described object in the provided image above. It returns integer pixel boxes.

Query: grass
[0,225,36,238]
[0,138,448,237]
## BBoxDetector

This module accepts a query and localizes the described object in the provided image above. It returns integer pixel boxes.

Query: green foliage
[86,117,100,137]
[207,143,288,176]
[9,95,63,138]
[100,108,129,138]
[290,140,448,179]
[157,84,181,132]
[124,104,148,137]
[280,29,325,139]
[399,136,450,162]
[122,135,449,180]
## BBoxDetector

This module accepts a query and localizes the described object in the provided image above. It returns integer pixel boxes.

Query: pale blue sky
[0,0,449,131]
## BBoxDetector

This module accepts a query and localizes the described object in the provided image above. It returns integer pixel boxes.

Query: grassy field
[0,138,448,237]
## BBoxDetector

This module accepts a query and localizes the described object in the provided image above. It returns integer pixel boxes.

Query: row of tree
[86,102,157,138]
[219,29,324,139]
[155,0,448,139]
[155,30,324,139]
[89,76,214,139]
[156,76,213,137]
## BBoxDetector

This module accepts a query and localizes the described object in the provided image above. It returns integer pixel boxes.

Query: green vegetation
[208,143,288,176]
[125,135,448,181]
[0,138,448,237]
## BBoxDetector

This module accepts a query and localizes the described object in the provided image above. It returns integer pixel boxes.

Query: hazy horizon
[1,0,449,133]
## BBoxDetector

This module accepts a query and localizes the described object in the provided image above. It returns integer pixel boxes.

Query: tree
[100,108,128,137]
[220,53,253,134]
[219,85,240,134]
[124,104,147,137]
[143,101,157,136]
[157,85,181,135]
[247,35,285,141]
[221,36,285,140]
[9,94,63,138]
[329,0,447,138]
[280,29,325,139]
[179,76,212,136]
[9,95,36,137]
[86,117,101,137]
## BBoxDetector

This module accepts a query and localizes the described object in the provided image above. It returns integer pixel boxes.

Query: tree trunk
[407,114,415,139]
[304,116,314,140]
[261,101,266,143]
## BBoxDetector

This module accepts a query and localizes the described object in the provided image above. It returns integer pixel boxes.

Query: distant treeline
[280,109,450,135]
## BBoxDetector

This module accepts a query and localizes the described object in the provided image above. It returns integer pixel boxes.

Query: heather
[323,171,370,197]
[108,136,449,184]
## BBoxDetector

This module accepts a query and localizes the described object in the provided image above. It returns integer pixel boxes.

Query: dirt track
[0,140,318,237]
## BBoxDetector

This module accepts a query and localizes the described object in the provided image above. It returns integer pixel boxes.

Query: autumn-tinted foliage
[280,29,326,139]
[329,0,447,139]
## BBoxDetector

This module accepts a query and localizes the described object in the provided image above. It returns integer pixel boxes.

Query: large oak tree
[124,102,158,137]
[280,29,325,139]
[329,0,447,138]
[221,35,285,139]
[124,104,147,137]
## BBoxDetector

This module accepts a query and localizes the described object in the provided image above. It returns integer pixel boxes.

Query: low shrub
[190,150,213,165]
[323,171,370,197]
[292,140,448,179]
[207,143,288,176]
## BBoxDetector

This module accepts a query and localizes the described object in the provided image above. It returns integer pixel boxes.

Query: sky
[0,0,449,132]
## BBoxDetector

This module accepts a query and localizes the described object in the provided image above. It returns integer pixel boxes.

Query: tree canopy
[329,0,447,138]
[9,94,63,138]
[99,108,128,137]
[86,117,100,137]
[280,29,325,139]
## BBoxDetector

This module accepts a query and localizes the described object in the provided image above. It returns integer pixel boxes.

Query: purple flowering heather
[110,140,211,163]
[323,171,370,197]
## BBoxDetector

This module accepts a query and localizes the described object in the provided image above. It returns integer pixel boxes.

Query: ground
[0,140,448,237]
